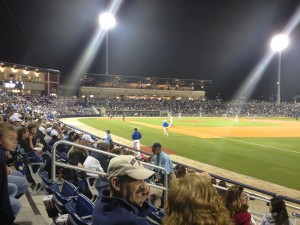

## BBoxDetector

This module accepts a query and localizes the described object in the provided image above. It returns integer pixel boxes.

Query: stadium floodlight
[270,34,289,105]
[99,13,116,29]
[99,12,116,75]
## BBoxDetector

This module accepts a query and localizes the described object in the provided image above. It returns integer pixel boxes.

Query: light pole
[99,12,116,75]
[270,34,289,105]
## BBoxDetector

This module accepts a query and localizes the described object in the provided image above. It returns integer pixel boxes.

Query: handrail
[51,140,169,199]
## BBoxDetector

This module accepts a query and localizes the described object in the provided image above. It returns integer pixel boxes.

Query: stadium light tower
[270,34,289,105]
[99,12,116,75]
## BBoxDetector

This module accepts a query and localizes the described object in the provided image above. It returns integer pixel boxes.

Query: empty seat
[22,152,46,194]
[50,180,79,214]
[65,194,95,225]
[39,171,56,195]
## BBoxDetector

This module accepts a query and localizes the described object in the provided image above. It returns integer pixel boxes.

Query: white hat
[9,115,23,122]
[12,113,21,118]
[81,134,95,143]
[50,129,59,137]
[108,155,155,180]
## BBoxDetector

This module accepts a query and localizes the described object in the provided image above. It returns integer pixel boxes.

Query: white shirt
[83,156,104,177]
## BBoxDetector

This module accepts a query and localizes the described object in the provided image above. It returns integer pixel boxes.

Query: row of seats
[40,171,94,225]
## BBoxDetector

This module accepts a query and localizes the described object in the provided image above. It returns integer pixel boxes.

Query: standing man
[169,115,173,127]
[104,130,112,145]
[92,155,155,225]
[132,128,142,158]
[178,112,182,120]
[162,120,169,137]
[151,142,175,207]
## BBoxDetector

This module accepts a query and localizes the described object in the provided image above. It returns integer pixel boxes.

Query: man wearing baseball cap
[151,142,175,208]
[92,155,155,225]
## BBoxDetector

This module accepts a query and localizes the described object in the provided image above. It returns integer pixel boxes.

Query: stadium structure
[80,73,211,101]
[0,61,60,96]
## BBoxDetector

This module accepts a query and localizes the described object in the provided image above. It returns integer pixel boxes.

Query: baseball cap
[108,155,155,180]
[81,134,95,143]
[12,113,22,118]
[151,143,161,149]
[9,115,23,122]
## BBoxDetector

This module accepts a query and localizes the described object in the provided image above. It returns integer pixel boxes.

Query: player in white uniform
[178,112,182,120]
[169,115,173,127]
[234,115,239,123]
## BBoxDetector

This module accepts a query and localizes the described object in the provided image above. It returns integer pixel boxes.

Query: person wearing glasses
[92,155,155,225]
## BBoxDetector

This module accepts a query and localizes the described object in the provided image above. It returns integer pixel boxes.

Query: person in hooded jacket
[260,197,295,225]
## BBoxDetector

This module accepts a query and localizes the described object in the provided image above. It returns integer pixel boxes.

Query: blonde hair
[0,122,16,138]
[163,174,233,225]
[67,140,88,157]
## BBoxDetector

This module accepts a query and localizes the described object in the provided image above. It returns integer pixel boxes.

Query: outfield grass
[78,117,300,190]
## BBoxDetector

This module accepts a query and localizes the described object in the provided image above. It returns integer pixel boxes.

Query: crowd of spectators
[92,98,300,117]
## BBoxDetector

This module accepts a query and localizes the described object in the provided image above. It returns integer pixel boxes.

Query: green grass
[78,117,300,190]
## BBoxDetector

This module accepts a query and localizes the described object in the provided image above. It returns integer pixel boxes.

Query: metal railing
[51,140,169,199]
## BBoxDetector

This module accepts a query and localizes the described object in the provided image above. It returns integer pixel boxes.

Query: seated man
[92,155,155,225]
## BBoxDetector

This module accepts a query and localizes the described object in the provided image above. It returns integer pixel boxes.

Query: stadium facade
[80,73,211,101]
[0,61,60,96]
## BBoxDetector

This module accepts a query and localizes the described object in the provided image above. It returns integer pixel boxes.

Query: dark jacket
[0,147,14,225]
[92,190,151,225]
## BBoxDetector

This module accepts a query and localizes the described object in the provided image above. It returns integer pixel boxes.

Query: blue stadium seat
[39,171,56,195]
[65,194,94,225]
[146,203,165,225]
[50,180,79,214]
[22,152,46,194]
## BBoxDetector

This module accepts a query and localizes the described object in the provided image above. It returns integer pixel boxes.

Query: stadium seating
[65,194,94,225]
[40,171,56,195]
[22,152,46,194]
[50,181,79,214]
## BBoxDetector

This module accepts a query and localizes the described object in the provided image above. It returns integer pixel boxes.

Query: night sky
[1,0,300,100]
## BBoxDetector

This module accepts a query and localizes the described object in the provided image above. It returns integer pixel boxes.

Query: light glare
[99,13,116,29]
[270,34,289,52]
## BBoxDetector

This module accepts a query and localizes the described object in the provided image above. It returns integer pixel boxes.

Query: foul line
[176,128,300,154]
[122,120,300,155]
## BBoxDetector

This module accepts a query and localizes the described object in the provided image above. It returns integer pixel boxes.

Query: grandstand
[80,73,211,100]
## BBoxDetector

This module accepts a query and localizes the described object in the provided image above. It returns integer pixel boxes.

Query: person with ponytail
[260,197,295,225]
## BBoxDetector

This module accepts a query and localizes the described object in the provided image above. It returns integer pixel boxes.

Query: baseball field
[75,116,300,192]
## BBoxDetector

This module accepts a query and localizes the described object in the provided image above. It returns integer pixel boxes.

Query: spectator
[175,165,186,178]
[104,130,112,145]
[92,155,155,225]
[0,122,21,223]
[81,134,95,147]
[224,186,251,225]
[152,143,175,184]
[260,197,295,225]
[9,115,23,129]
[152,142,175,208]
[217,180,227,197]
[163,174,233,225]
